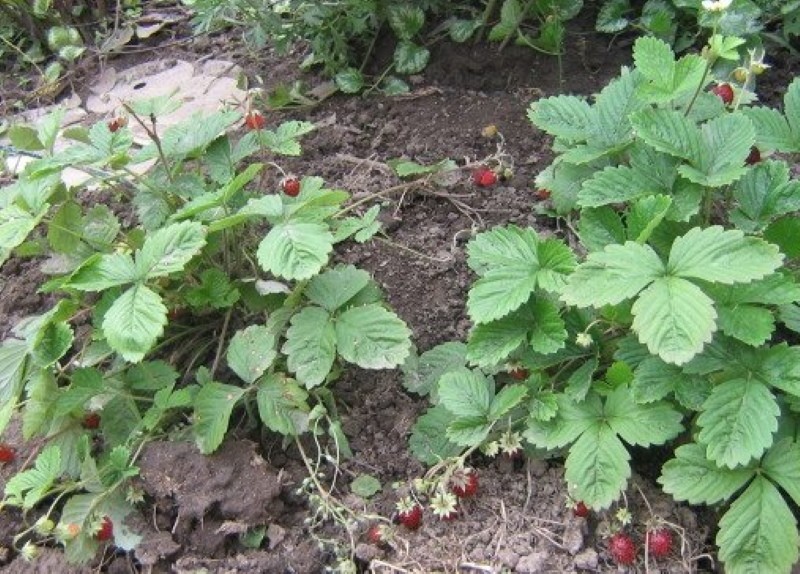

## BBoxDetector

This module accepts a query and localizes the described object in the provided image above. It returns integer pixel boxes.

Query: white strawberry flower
[701,0,732,11]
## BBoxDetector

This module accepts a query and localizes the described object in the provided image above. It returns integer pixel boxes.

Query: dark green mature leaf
[393,42,429,74]
[524,393,601,449]
[388,4,424,40]
[717,477,799,574]
[565,425,630,509]
[604,386,683,446]
[659,442,754,505]
[578,207,625,251]
[409,405,463,464]
[256,374,309,436]
[697,378,778,468]
[762,438,800,507]
[438,368,493,419]
[193,382,245,454]
[335,304,411,369]
[257,222,333,280]
[730,161,800,232]
[402,342,467,397]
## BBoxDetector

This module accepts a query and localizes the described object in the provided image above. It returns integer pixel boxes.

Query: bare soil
[2,6,799,573]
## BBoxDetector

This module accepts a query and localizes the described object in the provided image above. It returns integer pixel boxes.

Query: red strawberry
[745,146,761,165]
[534,188,551,200]
[367,524,386,545]
[450,469,479,498]
[396,498,423,530]
[472,167,498,187]
[573,501,589,518]
[95,517,113,542]
[244,111,266,131]
[0,444,15,464]
[441,509,460,521]
[282,177,301,197]
[508,367,529,381]
[711,83,734,105]
[608,532,636,565]
[647,528,673,558]
[82,413,101,430]
[107,117,127,132]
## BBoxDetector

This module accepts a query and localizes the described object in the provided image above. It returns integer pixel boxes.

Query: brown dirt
[3,5,798,573]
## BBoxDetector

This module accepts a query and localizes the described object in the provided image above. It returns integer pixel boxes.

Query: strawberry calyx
[450,468,478,498]
[245,110,267,131]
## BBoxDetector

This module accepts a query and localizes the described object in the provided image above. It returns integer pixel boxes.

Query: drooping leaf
[402,342,467,397]
[227,325,277,384]
[193,382,245,454]
[256,374,309,436]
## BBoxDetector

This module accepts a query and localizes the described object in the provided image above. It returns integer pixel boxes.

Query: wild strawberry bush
[405,27,800,573]
[0,98,411,562]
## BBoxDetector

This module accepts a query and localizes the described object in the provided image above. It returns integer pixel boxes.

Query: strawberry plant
[0,94,411,563]
[407,18,800,573]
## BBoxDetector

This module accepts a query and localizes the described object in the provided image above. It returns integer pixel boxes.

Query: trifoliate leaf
[193,382,245,454]
[523,393,601,449]
[282,307,336,388]
[4,445,60,508]
[717,477,799,574]
[409,405,463,464]
[334,304,411,369]
[659,442,754,505]
[528,94,592,142]
[446,416,493,447]
[762,438,800,507]
[488,384,528,421]
[697,378,778,468]
[66,253,138,291]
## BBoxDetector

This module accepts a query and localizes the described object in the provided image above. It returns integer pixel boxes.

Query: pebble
[573,548,598,569]
[562,522,585,555]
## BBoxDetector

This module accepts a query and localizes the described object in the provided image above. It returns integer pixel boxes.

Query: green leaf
[125,361,177,391]
[0,339,30,405]
[634,36,705,102]
[32,321,73,367]
[138,111,239,160]
[4,445,60,509]
[193,382,245,454]
[134,221,206,280]
[350,474,382,498]
[8,125,44,151]
[524,394,600,449]
[409,405,463,464]
[743,106,796,152]
[256,374,309,436]
[578,207,626,252]
[449,19,481,42]
[669,226,783,284]
[577,165,659,207]
[716,304,774,347]
[730,161,800,232]
[306,265,370,312]
[47,201,82,254]
[334,304,411,369]
[565,357,598,402]
[102,284,167,362]
[257,222,333,280]
[52,368,103,417]
[596,0,629,33]
[528,95,592,141]
[488,384,528,421]
[562,241,664,307]
[0,204,49,267]
[227,325,277,384]
[605,386,683,446]
[282,307,336,388]
[446,416,493,446]
[101,396,141,446]
[659,442,755,505]
[66,253,138,291]
[632,356,689,403]
[335,68,364,94]
[402,342,467,397]
[438,368,492,418]
[388,4,425,40]
[632,277,717,365]
[717,477,799,574]
[185,268,239,309]
[630,108,702,162]
[565,425,630,509]
[489,0,523,41]
[393,42,430,75]
[680,114,754,187]
[257,121,315,156]
[627,194,672,244]
[697,378,778,468]
[764,216,800,259]
[762,438,800,507]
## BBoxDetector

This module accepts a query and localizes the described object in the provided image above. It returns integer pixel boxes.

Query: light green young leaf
[668,226,783,284]
[257,222,333,280]
[139,111,239,160]
[679,114,754,187]
[697,378,778,468]
[66,253,138,291]
[561,242,664,307]
[586,68,645,149]
[305,265,370,312]
[257,121,315,156]
[659,442,754,505]
[402,342,467,397]
[605,386,683,446]
[335,304,411,369]
[4,445,60,508]
[438,368,493,419]
[565,425,631,509]
[134,221,206,279]
[488,384,528,421]
[22,370,56,439]
[0,339,29,405]
[633,36,705,102]
[350,474,382,498]
[193,382,245,454]
[632,277,717,365]
[282,306,336,388]
[227,325,277,384]
[742,107,796,152]
[256,374,309,436]
[627,194,672,244]
[0,204,49,267]
[577,165,659,207]
[717,477,799,574]
[102,284,168,363]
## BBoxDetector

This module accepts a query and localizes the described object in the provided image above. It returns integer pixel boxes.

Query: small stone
[266,524,285,549]
[516,551,549,573]
[563,523,585,555]
[573,548,598,570]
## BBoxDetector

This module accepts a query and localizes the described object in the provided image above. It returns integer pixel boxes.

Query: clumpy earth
[2,4,799,572]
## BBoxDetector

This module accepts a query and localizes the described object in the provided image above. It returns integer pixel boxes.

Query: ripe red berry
[745,146,761,165]
[107,117,127,133]
[82,413,101,429]
[95,517,113,542]
[396,500,423,530]
[573,501,589,518]
[450,469,479,498]
[534,188,551,200]
[711,83,734,105]
[244,111,266,130]
[608,532,636,565]
[366,524,385,544]
[282,177,301,197]
[472,167,498,187]
[441,509,460,521]
[0,444,15,463]
[647,528,673,558]
[508,367,529,381]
